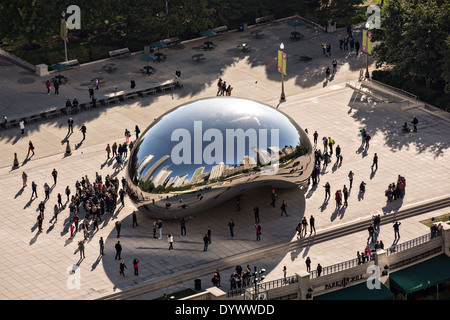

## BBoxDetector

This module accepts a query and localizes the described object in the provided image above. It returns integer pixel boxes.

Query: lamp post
[251,268,266,300]
[279,43,286,102]
[61,11,68,62]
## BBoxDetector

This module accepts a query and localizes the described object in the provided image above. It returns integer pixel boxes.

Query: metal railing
[368,79,419,100]
[386,231,442,255]
[226,275,298,298]
[310,255,374,279]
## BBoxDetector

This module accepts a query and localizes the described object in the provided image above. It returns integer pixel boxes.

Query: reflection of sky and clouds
[131,97,310,186]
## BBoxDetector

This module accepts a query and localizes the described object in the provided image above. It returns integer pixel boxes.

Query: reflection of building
[209,162,225,180]
[190,166,205,184]
[173,173,188,188]
[283,145,295,155]
[153,166,173,187]
[137,155,154,179]
[142,155,170,182]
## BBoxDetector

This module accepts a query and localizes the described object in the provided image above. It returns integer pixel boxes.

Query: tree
[373,0,450,89]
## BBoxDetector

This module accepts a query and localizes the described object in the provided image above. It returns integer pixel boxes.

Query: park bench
[140,88,157,97]
[103,96,120,105]
[123,92,139,101]
[109,48,131,59]
[255,15,274,25]
[158,83,175,93]
[4,118,20,129]
[59,59,80,69]
[212,25,229,34]
[160,37,181,47]
[25,114,41,124]
[43,107,62,119]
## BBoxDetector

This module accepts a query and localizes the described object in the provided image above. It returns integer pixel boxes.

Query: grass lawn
[419,213,450,228]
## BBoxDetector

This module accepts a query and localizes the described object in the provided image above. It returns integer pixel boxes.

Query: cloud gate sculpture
[125,97,314,218]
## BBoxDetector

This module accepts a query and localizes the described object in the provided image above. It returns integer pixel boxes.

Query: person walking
[80,124,86,141]
[371,153,378,171]
[119,260,127,276]
[133,258,139,275]
[78,240,85,259]
[27,140,35,158]
[226,219,235,237]
[22,171,28,187]
[310,215,316,235]
[253,206,260,223]
[168,234,174,250]
[393,221,401,240]
[255,224,262,241]
[31,181,38,198]
[19,119,25,134]
[52,168,58,185]
[132,211,139,227]
[305,257,311,273]
[115,241,122,260]
[280,200,289,216]
[115,220,121,238]
[99,237,105,256]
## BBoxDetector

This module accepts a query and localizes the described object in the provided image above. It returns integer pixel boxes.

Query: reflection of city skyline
[138,145,291,188]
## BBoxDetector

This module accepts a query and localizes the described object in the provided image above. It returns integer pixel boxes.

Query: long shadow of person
[14,186,25,199]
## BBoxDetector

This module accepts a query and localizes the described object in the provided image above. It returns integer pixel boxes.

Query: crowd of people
[216,78,233,96]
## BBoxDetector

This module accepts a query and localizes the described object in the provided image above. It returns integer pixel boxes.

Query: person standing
[323,182,331,200]
[115,241,122,260]
[112,142,118,158]
[270,190,277,207]
[80,124,86,141]
[203,233,209,251]
[280,200,289,216]
[313,131,318,145]
[255,224,261,241]
[94,78,99,90]
[412,116,419,132]
[99,237,105,256]
[175,68,181,78]
[119,260,127,276]
[37,214,43,232]
[65,99,72,115]
[105,143,111,159]
[343,185,349,207]
[168,234,174,250]
[46,80,51,95]
[53,79,59,95]
[115,220,121,238]
[65,186,71,202]
[88,86,94,99]
[52,168,58,185]
[27,140,35,158]
[133,258,139,275]
[367,224,375,243]
[301,217,308,237]
[44,183,50,200]
[157,220,163,239]
[19,119,25,134]
[355,40,360,56]
[317,264,323,277]
[228,219,235,237]
[371,153,378,171]
[207,226,212,244]
[348,171,354,188]
[130,78,136,89]
[253,206,260,223]
[135,125,141,140]
[332,58,337,74]
[67,118,74,134]
[92,95,97,108]
[310,215,316,235]
[335,145,341,162]
[78,240,85,259]
[393,221,401,240]
[22,171,28,187]
[305,257,311,273]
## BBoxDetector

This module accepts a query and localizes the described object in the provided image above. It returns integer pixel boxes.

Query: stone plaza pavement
[0,19,449,300]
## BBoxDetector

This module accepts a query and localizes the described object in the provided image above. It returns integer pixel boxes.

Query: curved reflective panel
[126,97,314,218]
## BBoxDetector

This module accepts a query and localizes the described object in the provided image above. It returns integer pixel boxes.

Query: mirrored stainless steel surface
[125,97,314,218]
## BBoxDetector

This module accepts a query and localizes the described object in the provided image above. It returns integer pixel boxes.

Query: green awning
[389,254,450,294]
[314,282,394,300]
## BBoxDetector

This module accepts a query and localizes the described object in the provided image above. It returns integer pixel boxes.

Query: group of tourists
[216,78,233,96]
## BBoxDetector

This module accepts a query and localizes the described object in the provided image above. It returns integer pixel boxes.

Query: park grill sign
[324,274,365,290]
